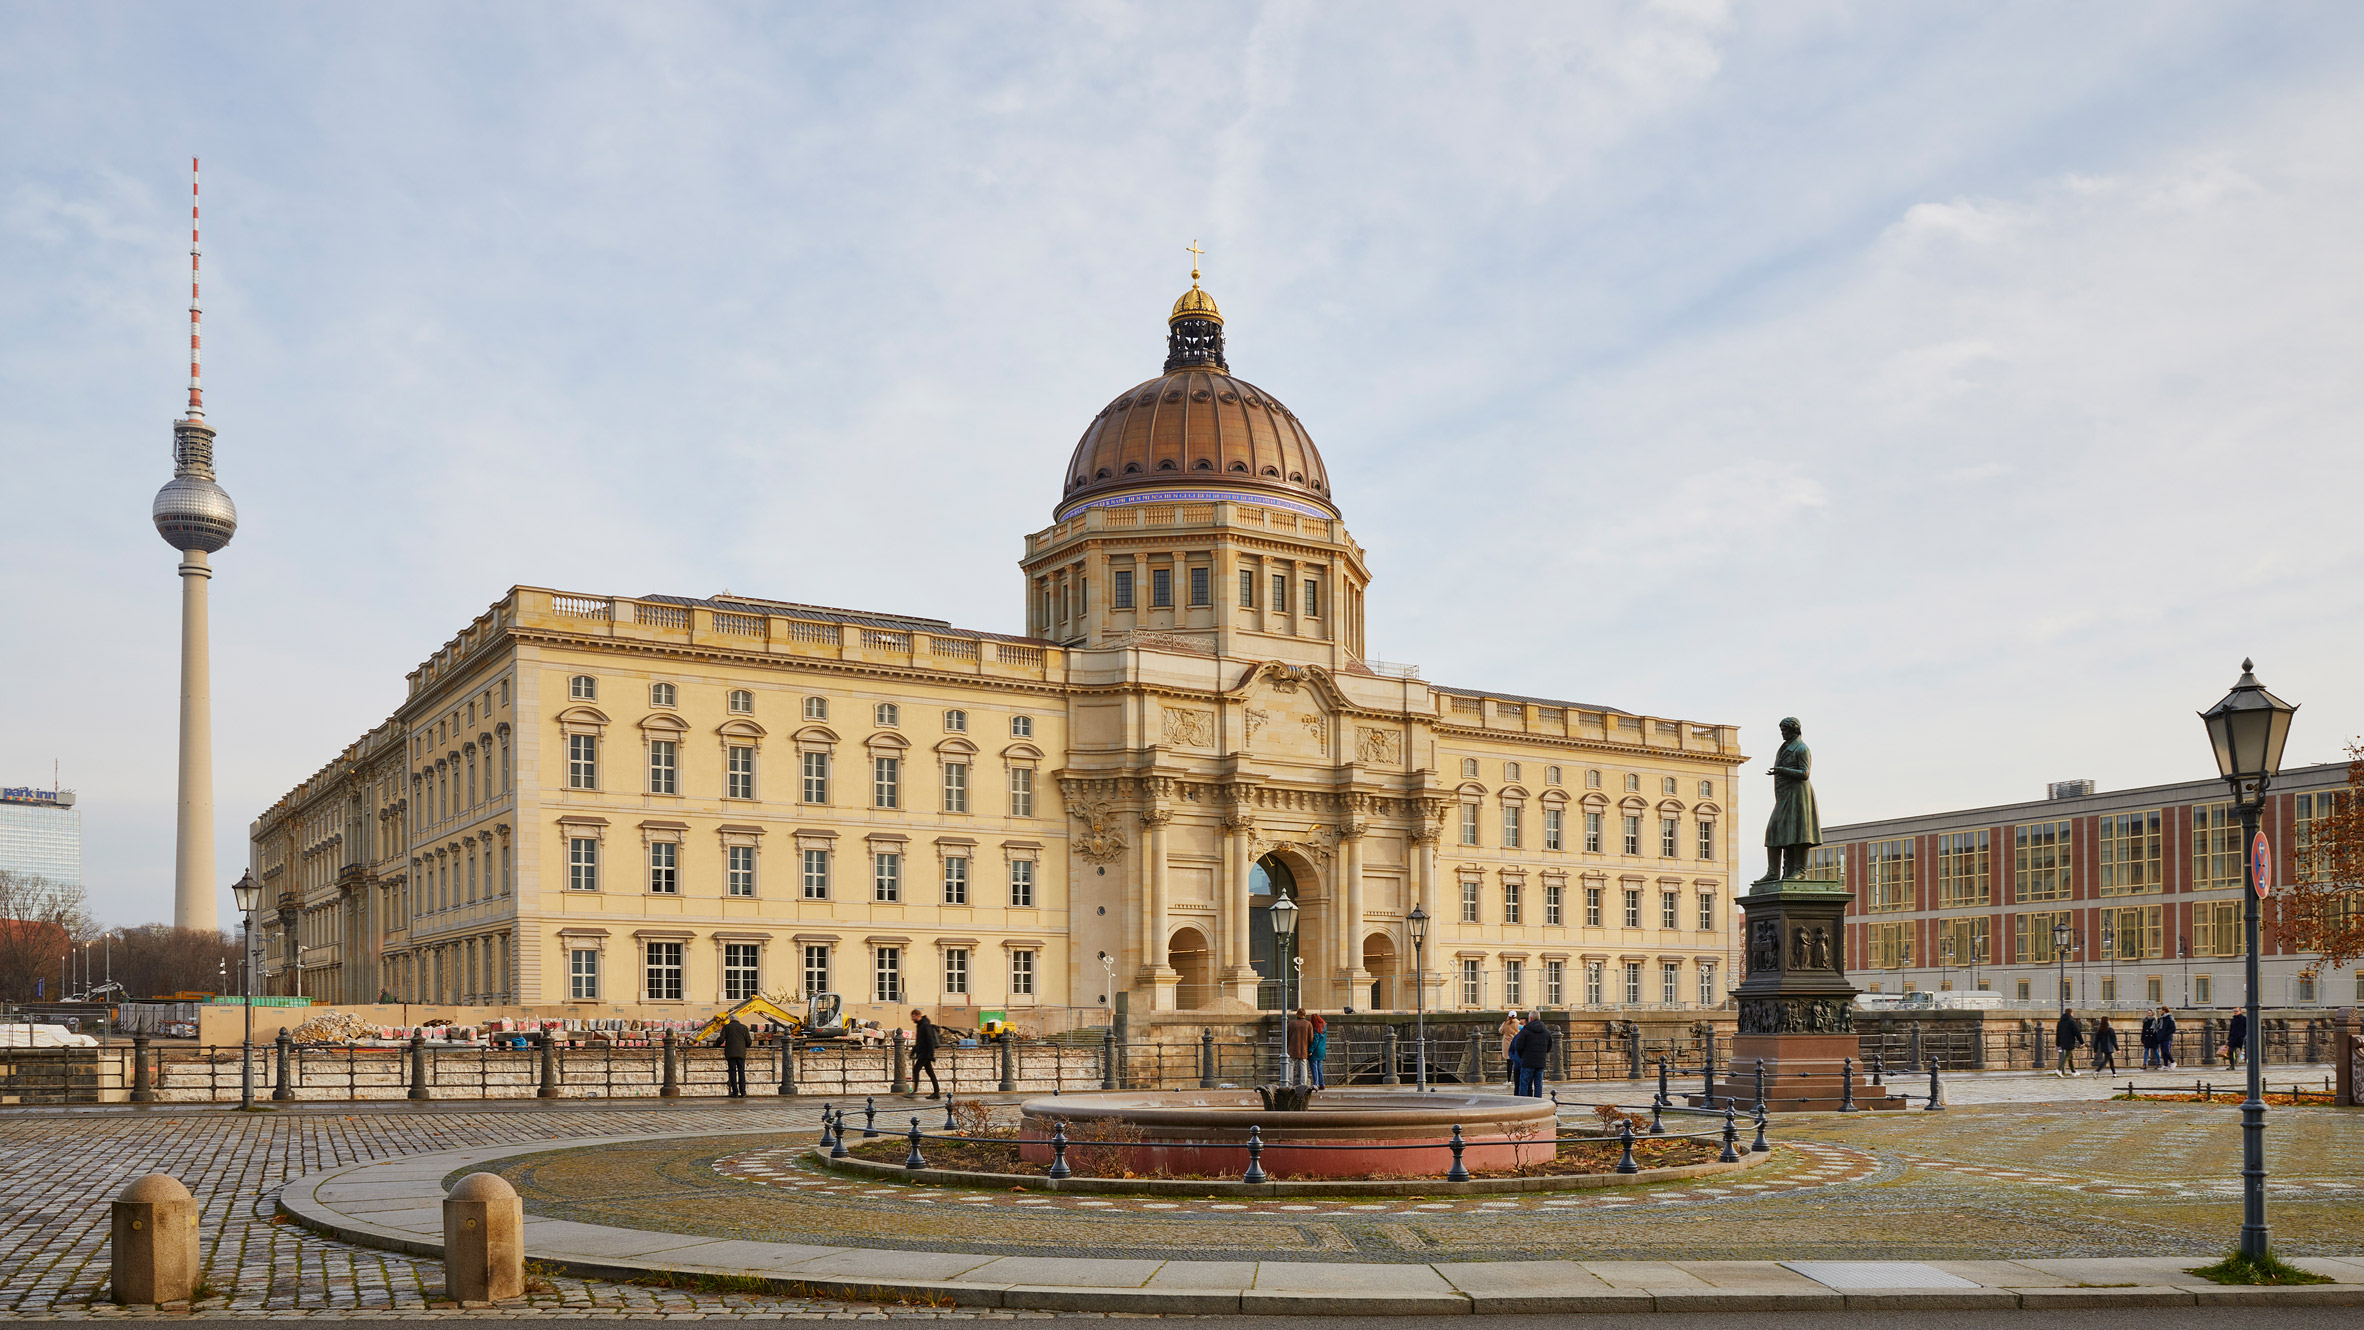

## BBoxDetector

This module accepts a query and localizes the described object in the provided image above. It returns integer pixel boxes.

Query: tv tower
[151,158,238,933]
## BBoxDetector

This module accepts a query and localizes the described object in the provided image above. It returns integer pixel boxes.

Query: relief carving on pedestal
[1738,996,1855,1036]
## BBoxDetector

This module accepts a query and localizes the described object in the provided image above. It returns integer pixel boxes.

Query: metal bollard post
[1703,1042,1716,1107]
[903,1118,927,1170]
[817,1103,836,1151]
[891,1031,910,1096]
[1615,1118,1639,1174]
[1101,1026,1117,1090]
[1627,1024,1643,1079]
[1720,1104,1741,1163]
[778,1040,797,1097]
[1048,1123,1072,1179]
[1753,1059,1766,1114]
[1926,1058,1945,1111]
[1201,1028,1218,1088]
[408,1033,430,1102]
[1872,1052,1885,1087]
[1655,1056,1670,1108]
[942,1097,958,1130]
[1243,1124,1267,1184]
[829,1108,852,1159]
[659,1030,681,1098]
[1648,1096,1665,1136]
[1839,1057,1858,1112]
[1383,1028,1400,1086]
[443,1173,524,1302]
[537,1034,559,1100]
[1445,1123,1471,1182]
[998,1037,1017,1092]
[1751,1103,1771,1153]
[130,1035,155,1104]
[110,1173,198,1305]
[271,1030,294,1102]
[862,1095,879,1137]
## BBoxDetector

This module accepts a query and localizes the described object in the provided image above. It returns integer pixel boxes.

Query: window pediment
[934,736,979,756]
[1454,781,1488,798]
[793,724,840,746]
[638,713,689,735]
[1498,784,1530,802]
[717,718,767,740]
[555,705,609,732]
[1693,800,1723,816]
[1003,742,1045,762]
[865,731,912,752]
[1579,791,1609,809]
[1539,789,1570,806]
[1656,798,1687,814]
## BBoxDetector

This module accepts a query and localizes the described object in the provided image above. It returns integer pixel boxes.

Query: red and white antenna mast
[186,156,203,421]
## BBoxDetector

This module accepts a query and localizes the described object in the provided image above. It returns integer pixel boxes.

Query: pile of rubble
[285,1010,379,1044]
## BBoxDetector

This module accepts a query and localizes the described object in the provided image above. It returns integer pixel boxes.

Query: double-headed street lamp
[1266,892,1300,1084]
[230,869,259,1110]
[2199,658,2298,1261]
[1406,905,1430,1091]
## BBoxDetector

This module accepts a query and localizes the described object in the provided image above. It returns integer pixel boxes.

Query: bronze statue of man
[1764,716,1822,880]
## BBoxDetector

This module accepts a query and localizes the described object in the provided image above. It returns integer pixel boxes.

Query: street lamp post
[2053,919,2074,1017]
[1941,935,1954,992]
[1407,905,1430,1091]
[1267,893,1300,1085]
[230,870,259,1110]
[2199,658,2298,1261]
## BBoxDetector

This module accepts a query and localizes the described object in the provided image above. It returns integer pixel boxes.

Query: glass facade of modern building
[0,789,82,890]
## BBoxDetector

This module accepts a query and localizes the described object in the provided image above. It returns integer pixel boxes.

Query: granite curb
[278,1132,2364,1315]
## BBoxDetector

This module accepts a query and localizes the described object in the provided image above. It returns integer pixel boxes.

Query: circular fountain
[1018,1088,1557,1178]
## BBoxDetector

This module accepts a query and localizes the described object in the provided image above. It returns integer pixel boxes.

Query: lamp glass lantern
[231,871,258,916]
[2198,658,2298,800]
[1267,892,1299,943]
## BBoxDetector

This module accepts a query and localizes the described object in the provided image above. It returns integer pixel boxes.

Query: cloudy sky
[5,2,2362,927]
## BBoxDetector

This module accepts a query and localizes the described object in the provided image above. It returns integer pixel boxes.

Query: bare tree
[103,924,241,999]
[0,871,93,1001]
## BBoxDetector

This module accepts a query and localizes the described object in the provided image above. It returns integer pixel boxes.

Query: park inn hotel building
[250,278,1746,1024]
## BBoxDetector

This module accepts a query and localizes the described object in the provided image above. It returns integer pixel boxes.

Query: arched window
[875,702,900,727]
[1461,758,1480,778]
[943,709,967,732]
[1011,715,1034,738]
[803,696,828,721]
[649,682,677,708]
[728,689,754,714]
[569,675,597,700]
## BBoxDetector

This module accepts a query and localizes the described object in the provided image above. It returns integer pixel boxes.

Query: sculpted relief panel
[1162,706,1215,749]
[1355,726,1402,767]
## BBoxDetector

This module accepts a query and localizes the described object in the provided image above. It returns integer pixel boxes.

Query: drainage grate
[1783,1261,1981,1289]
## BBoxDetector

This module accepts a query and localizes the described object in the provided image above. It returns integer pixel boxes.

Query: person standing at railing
[2092,1017,2119,1076]
[720,1016,752,1097]
[1285,1008,1313,1087]
[1307,1014,1328,1088]
[1509,1012,1552,1098]
[909,1009,941,1099]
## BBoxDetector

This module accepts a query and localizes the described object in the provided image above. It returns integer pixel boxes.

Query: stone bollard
[536,1033,559,1100]
[111,1173,199,1305]
[271,1029,295,1102]
[1101,1026,1117,1090]
[778,1039,799,1097]
[891,1030,910,1096]
[442,1173,523,1303]
[2334,1007,2357,1108]
[998,1035,1016,1092]
[408,1033,431,1101]
[130,1035,156,1104]
[1202,1027,1219,1088]
[659,1030,681,1098]
[1382,1028,1400,1085]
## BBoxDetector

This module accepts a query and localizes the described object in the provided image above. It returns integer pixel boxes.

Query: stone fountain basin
[1017,1089,1558,1177]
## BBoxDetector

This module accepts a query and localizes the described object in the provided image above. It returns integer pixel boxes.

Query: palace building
[250,275,1745,1023]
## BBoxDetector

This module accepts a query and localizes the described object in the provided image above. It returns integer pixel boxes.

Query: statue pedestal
[1693,875,1906,1111]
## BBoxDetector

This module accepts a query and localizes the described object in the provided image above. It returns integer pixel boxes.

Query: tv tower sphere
[153,437,239,552]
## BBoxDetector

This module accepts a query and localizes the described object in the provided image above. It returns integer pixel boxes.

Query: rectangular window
[2013,910,2072,964]
[1622,889,1641,928]
[1545,808,1564,851]
[1661,890,1679,930]
[1010,949,1036,996]
[1585,886,1602,926]
[1460,879,1480,923]
[1621,815,1640,856]
[1697,819,1715,861]
[2104,903,2163,960]
[1662,962,1681,1006]
[874,852,901,902]
[724,943,759,1002]
[648,841,679,894]
[2096,810,2163,895]
[1460,959,1482,1007]
[801,751,830,804]
[2195,973,2212,1004]
[1502,882,1522,924]
[1272,572,1289,613]
[1189,565,1209,606]
[1697,962,1717,1007]
[802,944,829,998]
[716,745,750,800]
[567,733,597,789]
[1112,569,1135,609]
[944,948,969,996]
[943,856,968,904]
[1239,568,1255,607]
[1584,812,1603,853]
[568,948,599,1000]
[2014,820,2071,902]
[1010,768,1034,817]
[801,848,830,899]
[1151,567,1173,608]
[1935,830,1991,908]
[1543,959,1564,1006]
[941,762,968,813]
[1660,817,1679,857]
[2192,803,2243,889]
[1697,891,1715,932]
[1585,961,1603,1005]
[1302,578,1320,616]
[1460,803,1480,845]
[644,941,684,1001]
[2295,792,2347,882]
[1807,845,1847,886]
[1502,805,1522,849]
[1503,959,1524,1007]
[727,845,756,897]
[1866,838,1916,911]
[569,837,598,891]
[648,740,677,795]
[804,696,828,721]
[1623,961,1642,1004]
[1010,859,1035,907]
[1545,883,1564,925]
[2197,899,2241,956]
[1868,921,1913,968]
[873,757,900,809]
[874,946,902,1002]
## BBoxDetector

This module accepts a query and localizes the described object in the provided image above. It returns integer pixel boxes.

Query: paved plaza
[0,1069,2356,1318]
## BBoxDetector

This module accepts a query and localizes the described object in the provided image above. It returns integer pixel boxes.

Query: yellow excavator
[693,991,859,1045]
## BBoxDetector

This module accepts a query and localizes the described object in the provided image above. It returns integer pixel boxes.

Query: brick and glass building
[1820,764,2357,1011]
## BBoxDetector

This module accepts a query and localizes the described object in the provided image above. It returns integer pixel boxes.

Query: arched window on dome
[1194,459,1213,470]
[1230,461,1248,472]
[1157,460,1176,470]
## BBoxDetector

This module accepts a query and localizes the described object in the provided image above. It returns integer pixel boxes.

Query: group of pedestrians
[1283,1009,1332,1087]
[2051,1005,2247,1076]
[2140,1007,2181,1068]
[707,1009,947,1099]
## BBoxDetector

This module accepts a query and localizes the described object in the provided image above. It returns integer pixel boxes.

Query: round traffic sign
[2252,829,2273,899]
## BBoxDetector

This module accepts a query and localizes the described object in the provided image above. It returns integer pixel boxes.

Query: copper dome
[1056,285,1335,519]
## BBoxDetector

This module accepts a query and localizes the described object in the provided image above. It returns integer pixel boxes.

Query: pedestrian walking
[2157,1006,2178,1069]
[2140,1011,2159,1069]
[908,1009,941,1099]
[2092,1017,2119,1076]
[1308,1014,1329,1089]
[1498,1011,1523,1090]
[1285,1008,1313,1087]
[2225,1008,2250,1069]
[2054,1011,2084,1076]
[1509,1011,1553,1098]
[720,1015,752,1097]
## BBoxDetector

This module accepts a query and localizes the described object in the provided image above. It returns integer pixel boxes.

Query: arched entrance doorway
[1167,926,1214,1010]
[1248,854,1305,1010]
[1361,933,1398,1011]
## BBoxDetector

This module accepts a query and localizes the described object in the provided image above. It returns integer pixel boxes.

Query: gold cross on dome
[1185,238,1205,281]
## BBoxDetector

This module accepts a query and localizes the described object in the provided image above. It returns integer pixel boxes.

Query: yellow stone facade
[250,283,1745,1026]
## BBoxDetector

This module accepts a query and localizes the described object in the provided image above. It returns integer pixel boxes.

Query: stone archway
[1167,926,1215,1010]
[1248,849,1328,1010]
[1361,932,1399,1011]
